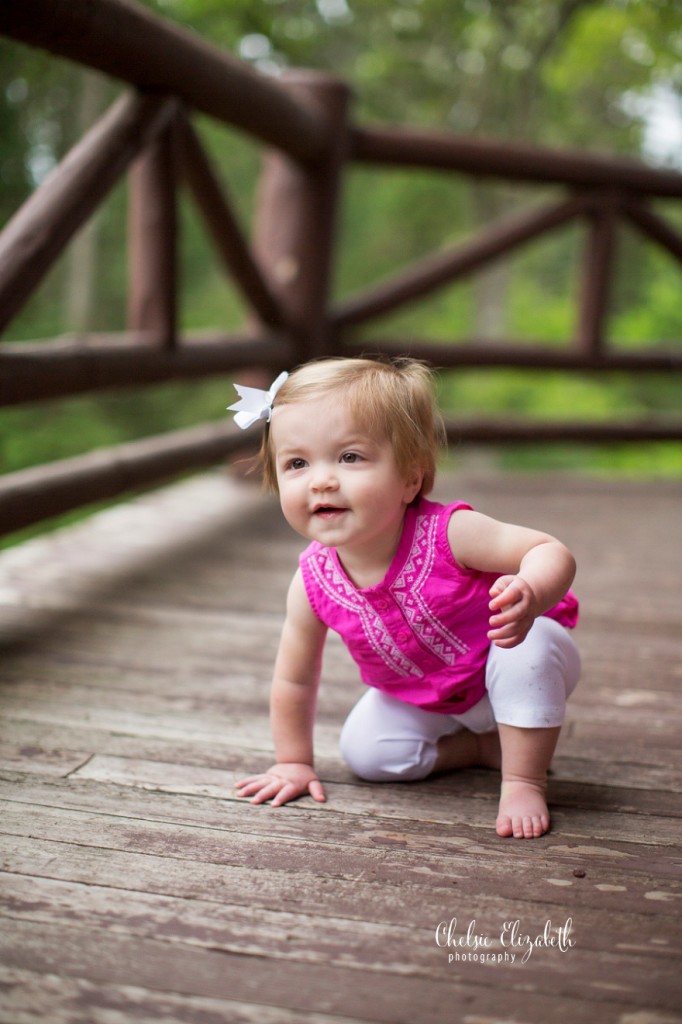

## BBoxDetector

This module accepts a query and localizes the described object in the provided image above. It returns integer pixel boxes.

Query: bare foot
[496,779,550,839]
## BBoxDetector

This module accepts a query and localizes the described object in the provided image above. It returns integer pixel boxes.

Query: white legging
[339,616,581,782]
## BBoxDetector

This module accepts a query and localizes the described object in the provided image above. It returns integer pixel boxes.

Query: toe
[496,814,513,838]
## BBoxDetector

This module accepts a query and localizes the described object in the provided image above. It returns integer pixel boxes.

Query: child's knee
[486,617,581,728]
[339,723,436,782]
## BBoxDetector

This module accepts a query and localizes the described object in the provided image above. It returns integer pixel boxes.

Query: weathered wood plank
[2,630,680,710]
[14,772,680,896]
[2,733,675,819]
[66,752,682,819]
[0,966,358,1024]
[0,471,680,1023]
[2,796,680,912]
[2,916,679,1021]
[2,677,679,774]
[5,718,682,793]
[0,700,296,752]
[2,828,678,974]
[4,755,682,854]
[0,873,678,1008]
[3,631,680,706]
[3,872,677,965]
[0,771,663,872]
[0,743,91,778]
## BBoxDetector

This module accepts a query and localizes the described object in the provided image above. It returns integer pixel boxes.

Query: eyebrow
[276,431,374,451]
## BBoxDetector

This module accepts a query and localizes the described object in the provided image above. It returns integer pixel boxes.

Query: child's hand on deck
[234,763,326,807]
[488,575,538,649]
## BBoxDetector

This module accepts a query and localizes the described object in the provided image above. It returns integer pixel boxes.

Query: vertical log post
[577,195,618,356]
[127,118,178,348]
[252,72,351,362]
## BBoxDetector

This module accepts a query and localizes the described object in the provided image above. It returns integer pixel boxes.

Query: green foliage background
[1,0,681,528]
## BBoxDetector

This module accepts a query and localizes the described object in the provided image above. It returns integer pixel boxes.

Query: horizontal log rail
[1,0,681,539]
[0,0,329,164]
[0,422,259,537]
[350,124,682,199]
[444,419,682,446]
[0,333,293,406]
[3,334,678,409]
[345,340,682,373]
[2,409,678,537]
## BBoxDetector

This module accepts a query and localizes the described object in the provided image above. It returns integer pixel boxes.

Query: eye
[285,457,307,471]
[340,451,362,464]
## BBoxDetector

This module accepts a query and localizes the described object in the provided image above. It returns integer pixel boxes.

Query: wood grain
[1,470,680,1023]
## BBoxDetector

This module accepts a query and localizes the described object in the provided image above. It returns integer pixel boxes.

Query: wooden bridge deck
[0,468,680,1024]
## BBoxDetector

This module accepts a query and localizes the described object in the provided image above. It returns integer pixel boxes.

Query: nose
[309,461,339,493]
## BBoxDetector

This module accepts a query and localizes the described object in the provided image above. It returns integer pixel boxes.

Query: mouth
[312,505,347,519]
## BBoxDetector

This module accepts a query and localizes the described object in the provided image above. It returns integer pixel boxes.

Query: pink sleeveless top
[299,498,579,715]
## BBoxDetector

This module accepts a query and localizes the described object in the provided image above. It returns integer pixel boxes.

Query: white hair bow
[227,371,289,430]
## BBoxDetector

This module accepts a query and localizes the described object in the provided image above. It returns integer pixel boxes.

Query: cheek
[354,479,400,515]
[277,481,304,522]
[358,470,409,504]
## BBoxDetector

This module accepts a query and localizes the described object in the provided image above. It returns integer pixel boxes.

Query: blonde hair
[260,356,446,497]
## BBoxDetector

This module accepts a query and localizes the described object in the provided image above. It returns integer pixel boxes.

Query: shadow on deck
[0,468,680,1023]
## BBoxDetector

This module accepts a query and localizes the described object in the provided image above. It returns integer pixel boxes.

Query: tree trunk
[470,182,512,342]
[64,69,106,333]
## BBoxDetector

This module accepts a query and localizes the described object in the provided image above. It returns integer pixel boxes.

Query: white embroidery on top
[308,551,423,679]
[391,513,470,664]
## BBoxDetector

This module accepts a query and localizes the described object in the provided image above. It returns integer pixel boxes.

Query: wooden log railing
[1,0,681,538]
[331,194,591,332]
[0,91,178,338]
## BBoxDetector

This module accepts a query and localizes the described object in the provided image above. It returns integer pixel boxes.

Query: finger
[240,778,280,802]
[492,633,525,649]
[489,575,513,597]
[489,586,521,611]
[308,780,326,803]
[488,607,521,628]
[489,575,515,601]
[488,620,528,640]
[270,783,298,808]
[250,780,282,805]
[489,601,530,627]
[235,776,270,796]
[488,614,530,637]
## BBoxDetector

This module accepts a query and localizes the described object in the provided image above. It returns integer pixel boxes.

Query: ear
[402,467,424,505]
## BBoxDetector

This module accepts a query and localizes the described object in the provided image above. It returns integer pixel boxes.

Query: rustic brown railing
[1,0,681,537]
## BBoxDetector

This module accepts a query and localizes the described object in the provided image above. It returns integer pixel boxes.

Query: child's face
[270,397,422,567]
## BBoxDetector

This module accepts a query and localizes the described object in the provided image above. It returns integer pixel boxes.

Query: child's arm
[234,569,328,806]
[448,510,576,650]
